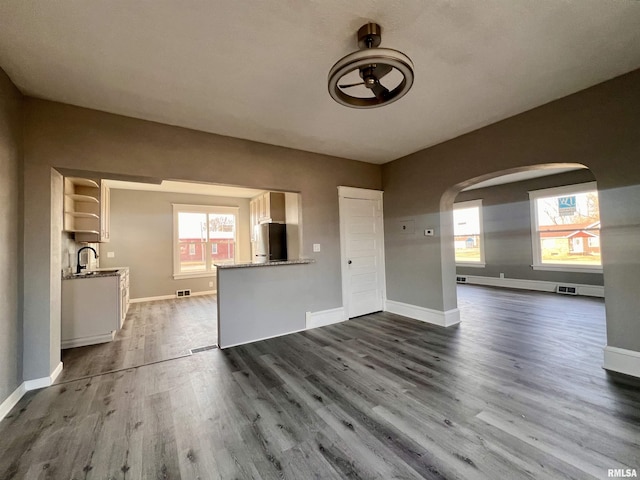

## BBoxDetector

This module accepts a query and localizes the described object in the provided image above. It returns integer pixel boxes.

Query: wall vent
[456,276,467,283]
[176,289,192,298]
[556,285,578,295]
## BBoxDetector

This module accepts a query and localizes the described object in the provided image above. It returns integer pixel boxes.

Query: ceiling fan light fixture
[328,23,414,109]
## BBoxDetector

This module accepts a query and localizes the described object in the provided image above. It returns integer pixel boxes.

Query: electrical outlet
[313,244,321,252]
[209,281,213,287]
[499,273,505,279]
[107,251,115,258]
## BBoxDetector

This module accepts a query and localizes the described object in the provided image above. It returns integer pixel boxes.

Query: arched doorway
[438,163,597,318]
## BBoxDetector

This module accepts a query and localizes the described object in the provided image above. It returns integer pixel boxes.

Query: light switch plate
[107,251,115,258]
[313,244,321,252]
[397,219,415,234]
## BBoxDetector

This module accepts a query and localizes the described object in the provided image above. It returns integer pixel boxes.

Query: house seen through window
[453,199,485,265]
[173,205,238,277]
[529,182,601,270]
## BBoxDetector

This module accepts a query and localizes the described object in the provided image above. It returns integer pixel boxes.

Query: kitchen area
[59,175,312,364]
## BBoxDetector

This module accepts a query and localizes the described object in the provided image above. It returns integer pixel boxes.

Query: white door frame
[338,186,387,318]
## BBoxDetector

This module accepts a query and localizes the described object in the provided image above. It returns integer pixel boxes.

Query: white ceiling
[104,180,265,199]
[1,1,639,164]
[462,166,584,191]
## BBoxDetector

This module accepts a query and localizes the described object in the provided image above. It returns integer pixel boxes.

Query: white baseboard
[603,346,640,378]
[24,361,64,391]
[130,290,217,303]
[385,300,461,327]
[306,307,347,329]
[1,362,64,419]
[220,327,308,349]
[459,275,604,298]
[61,331,115,349]
[0,382,27,421]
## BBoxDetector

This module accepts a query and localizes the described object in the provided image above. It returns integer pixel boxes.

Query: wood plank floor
[2,285,639,479]
[58,295,218,383]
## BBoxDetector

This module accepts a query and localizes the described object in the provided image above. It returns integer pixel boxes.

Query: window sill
[173,272,217,280]
[531,264,602,274]
[456,262,486,268]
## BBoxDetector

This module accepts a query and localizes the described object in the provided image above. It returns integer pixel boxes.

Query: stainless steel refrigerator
[255,223,287,263]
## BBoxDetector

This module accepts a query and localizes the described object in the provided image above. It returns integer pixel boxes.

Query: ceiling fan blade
[371,82,390,100]
[374,63,393,79]
[339,82,366,89]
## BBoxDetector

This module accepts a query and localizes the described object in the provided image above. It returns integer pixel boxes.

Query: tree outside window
[529,183,601,271]
[173,205,238,278]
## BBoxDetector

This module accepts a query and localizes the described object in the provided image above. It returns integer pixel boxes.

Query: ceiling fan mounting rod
[357,23,382,50]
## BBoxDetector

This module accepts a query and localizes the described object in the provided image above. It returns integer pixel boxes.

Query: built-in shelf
[66,193,99,203]
[64,211,99,219]
[64,177,111,243]
[64,229,100,235]
[68,178,99,188]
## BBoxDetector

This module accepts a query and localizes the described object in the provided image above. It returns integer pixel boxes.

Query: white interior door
[339,187,385,318]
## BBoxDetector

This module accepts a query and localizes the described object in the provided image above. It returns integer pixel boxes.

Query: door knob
[348,260,352,264]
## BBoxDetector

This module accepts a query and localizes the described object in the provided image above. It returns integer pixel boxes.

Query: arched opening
[438,162,607,363]
[442,163,601,286]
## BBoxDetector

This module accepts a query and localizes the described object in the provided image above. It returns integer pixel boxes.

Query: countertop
[215,259,315,269]
[62,267,128,280]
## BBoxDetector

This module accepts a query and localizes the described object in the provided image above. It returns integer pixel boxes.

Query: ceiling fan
[328,23,414,109]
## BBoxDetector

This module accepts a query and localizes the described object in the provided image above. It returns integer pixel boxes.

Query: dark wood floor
[2,285,639,479]
[58,295,218,383]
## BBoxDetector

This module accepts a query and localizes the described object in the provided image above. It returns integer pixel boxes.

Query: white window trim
[172,204,239,279]
[454,199,486,268]
[528,182,602,273]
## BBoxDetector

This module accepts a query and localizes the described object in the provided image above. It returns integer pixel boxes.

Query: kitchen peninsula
[216,259,315,348]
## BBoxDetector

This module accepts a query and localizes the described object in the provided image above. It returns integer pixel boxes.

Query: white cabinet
[118,267,130,328]
[61,268,129,349]
[64,177,110,243]
[251,191,285,224]
[100,183,111,242]
[250,192,286,257]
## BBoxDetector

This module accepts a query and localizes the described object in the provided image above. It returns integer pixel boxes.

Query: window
[453,199,485,266]
[173,204,238,278]
[529,182,601,272]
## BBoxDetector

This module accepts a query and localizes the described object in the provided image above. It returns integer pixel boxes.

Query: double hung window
[529,182,601,272]
[173,204,238,278]
[453,199,485,266]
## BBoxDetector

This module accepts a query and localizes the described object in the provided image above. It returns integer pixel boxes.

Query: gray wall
[383,68,640,353]
[0,68,23,404]
[217,264,312,348]
[100,188,251,299]
[455,169,603,285]
[22,98,381,380]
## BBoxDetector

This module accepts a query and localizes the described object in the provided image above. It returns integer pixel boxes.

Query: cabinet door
[259,193,268,221]
[250,199,258,241]
[268,192,286,223]
[100,183,111,242]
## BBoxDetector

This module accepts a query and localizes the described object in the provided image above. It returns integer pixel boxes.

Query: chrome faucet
[76,246,98,274]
